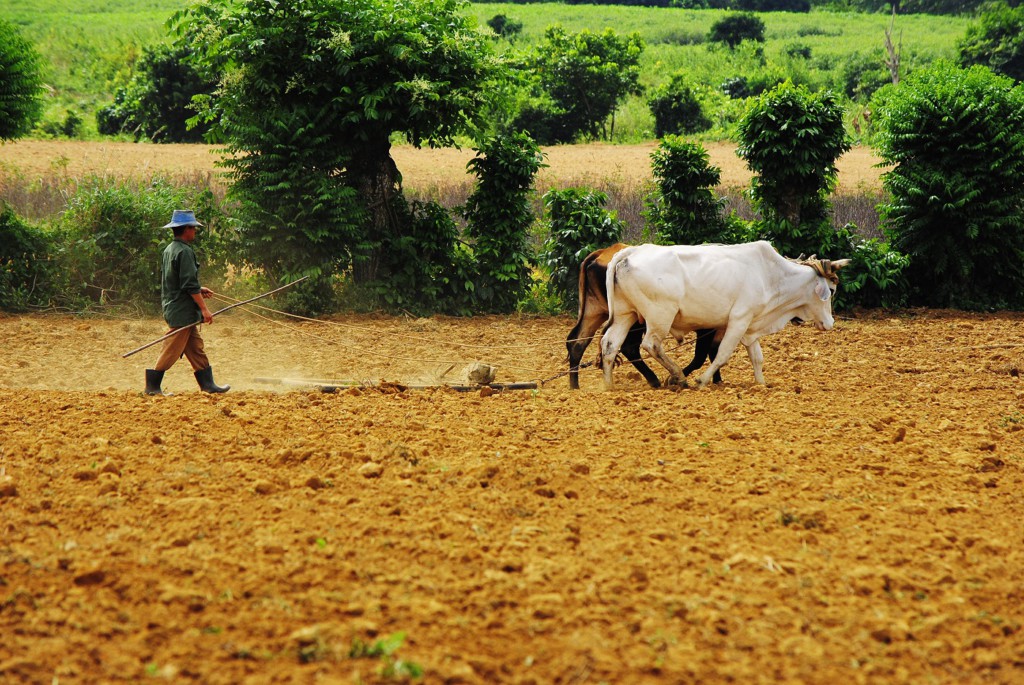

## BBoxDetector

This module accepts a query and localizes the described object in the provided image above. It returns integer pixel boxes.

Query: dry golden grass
[0,139,886,193]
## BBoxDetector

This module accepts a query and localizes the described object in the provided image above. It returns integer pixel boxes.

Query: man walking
[144,209,230,395]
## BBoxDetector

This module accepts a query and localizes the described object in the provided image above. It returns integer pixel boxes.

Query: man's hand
[200,287,214,299]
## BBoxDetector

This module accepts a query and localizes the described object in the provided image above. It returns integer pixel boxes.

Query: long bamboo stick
[121,276,309,358]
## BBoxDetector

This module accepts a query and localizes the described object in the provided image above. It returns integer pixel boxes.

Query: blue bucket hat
[163,209,204,229]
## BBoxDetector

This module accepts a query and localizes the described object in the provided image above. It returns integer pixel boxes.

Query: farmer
[144,209,230,396]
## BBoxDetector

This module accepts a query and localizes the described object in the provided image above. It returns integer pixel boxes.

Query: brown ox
[565,243,721,390]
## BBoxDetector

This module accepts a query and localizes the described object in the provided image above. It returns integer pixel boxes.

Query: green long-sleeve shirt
[161,238,203,328]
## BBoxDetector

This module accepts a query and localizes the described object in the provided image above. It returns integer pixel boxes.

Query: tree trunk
[349,137,402,284]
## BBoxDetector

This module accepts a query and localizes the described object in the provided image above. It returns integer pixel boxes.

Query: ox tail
[604,246,633,332]
[575,249,601,321]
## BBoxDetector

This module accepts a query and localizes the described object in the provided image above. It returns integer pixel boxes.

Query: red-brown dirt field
[2,308,1024,684]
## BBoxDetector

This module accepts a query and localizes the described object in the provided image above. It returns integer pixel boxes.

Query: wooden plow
[252,377,538,393]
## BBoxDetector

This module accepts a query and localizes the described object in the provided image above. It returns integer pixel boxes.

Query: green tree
[958,1,1024,83]
[518,26,644,144]
[463,133,545,313]
[737,81,850,259]
[708,13,766,50]
[487,14,523,41]
[0,19,45,141]
[873,61,1024,309]
[173,0,502,296]
[97,44,217,143]
[648,73,712,138]
[645,137,744,245]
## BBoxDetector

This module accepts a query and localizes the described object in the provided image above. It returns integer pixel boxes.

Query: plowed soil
[2,309,1024,684]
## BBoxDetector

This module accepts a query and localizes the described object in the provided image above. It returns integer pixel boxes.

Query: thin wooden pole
[121,276,309,358]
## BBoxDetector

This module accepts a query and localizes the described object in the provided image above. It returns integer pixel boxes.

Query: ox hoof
[664,376,688,389]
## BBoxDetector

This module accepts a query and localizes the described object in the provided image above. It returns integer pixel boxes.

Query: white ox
[600,241,850,389]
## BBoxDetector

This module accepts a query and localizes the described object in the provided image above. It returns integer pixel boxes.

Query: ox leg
[566,311,605,391]
[709,331,723,384]
[640,325,685,387]
[745,340,765,385]
[682,329,725,384]
[696,323,748,388]
[621,322,661,388]
[600,314,636,390]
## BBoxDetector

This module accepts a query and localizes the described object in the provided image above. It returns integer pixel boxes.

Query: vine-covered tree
[0,19,45,141]
[173,0,502,296]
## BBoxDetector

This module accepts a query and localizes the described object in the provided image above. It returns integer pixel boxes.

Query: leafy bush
[487,14,523,40]
[839,234,910,310]
[96,44,216,143]
[51,179,226,312]
[0,19,45,141]
[463,132,545,313]
[835,52,892,102]
[540,188,624,312]
[958,1,1024,83]
[708,13,766,49]
[737,81,850,259]
[370,198,475,315]
[645,137,746,245]
[37,109,85,139]
[648,73,712,137]
[873,61,1024,309]
[0,204,55,311]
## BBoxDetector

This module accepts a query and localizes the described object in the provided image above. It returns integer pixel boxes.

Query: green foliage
[516,26,645,143]
[872,61,1024,309]
[648,73,713,137]
[15,3,973,142]
[737,81,850,258]
[96,44,216,142]
[958,1,1024,83]
[834,51,892,102]
[0,205,55,311]
[708,13,766,49]
[369,198,477,315]
[488,14,524,40]
[645,137,745,245]
[839,234,910,309]
[51,178,226,312]
[174,0,502,300]
[0,19,45,141]
[463,132,545,313]
[349,632,423,680]
[36,108,85,139]
[540,188,625,312]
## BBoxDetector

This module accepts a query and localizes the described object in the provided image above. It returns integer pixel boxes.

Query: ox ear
[830,259,852,272]
[815,279,831,302]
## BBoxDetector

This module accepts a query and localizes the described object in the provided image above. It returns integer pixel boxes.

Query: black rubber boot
[195,366,230,393]
[145,369,170,396]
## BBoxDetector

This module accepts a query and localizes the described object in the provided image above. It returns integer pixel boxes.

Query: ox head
[797,257,852,331]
